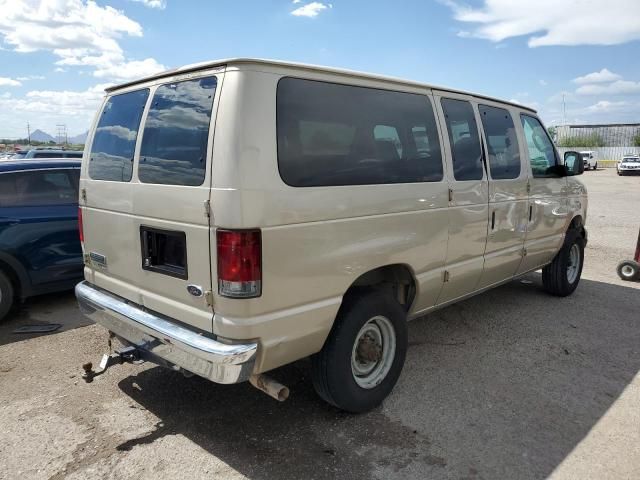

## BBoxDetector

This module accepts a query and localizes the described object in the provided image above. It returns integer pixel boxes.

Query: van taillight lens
[78,207,84,243]
[217,229,261,298]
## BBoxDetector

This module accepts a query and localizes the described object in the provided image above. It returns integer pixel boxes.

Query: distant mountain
[30,129,54,142]
[69,131,88,144]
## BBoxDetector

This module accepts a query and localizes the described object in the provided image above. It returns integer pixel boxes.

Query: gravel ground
[1,168,639,480]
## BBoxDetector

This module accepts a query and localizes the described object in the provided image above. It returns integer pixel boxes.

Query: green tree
[633,134,640,147]
[547,126,557,140]
[557,134,604,148]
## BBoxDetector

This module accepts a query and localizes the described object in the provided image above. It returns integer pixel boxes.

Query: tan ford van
[76,59,587,412]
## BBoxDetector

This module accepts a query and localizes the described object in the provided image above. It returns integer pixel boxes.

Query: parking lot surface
[1,168,639,480]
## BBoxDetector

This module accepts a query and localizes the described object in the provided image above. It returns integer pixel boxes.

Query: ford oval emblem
[187,285,203,297]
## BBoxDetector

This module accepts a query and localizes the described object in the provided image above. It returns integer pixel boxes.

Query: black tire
[617,260,640,281]
[542,229,585,297]
[0,270,14,322]
[594,162,598,170]
[311,290,408,413]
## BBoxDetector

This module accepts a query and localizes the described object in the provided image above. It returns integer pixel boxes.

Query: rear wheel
[0,270,14,322]
[542,230,585,296]
[311,290,408,413]
[593,162,598,170]
[617,260,640,281]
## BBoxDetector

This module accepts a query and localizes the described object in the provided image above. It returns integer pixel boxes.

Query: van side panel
[475,103,529,289]
[432,92,489,306]
[515,113,569,273]
[210,69,449,372]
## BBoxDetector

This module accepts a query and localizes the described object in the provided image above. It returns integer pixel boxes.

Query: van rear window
[89,89,149,182]
[277,78,443,187]
[138,77,217,186]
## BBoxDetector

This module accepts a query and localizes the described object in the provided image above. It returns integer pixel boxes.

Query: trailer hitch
[81,346,139,383]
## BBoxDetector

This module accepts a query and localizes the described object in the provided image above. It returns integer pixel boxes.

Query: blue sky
[1,0,639,138]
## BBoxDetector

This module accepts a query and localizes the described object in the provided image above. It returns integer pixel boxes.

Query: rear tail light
[216,229,262,298]
[78,207,84,243]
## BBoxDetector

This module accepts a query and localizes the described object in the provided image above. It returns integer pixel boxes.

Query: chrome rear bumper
[75,281,257,384]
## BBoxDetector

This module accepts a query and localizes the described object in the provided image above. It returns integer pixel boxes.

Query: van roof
[105,57,537,113]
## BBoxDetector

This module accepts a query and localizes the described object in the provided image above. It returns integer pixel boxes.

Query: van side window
[277,78,443,187]
[138,77,217,186]
[89,89,149,182]
[478,105,521,180]
[520,115,558,177]
[440,98,483,181]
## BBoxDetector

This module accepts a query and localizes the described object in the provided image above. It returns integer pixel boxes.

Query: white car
[580,151,598,170]
[617,155,640,175]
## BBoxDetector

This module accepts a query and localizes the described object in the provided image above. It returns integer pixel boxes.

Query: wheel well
[347,264,416,311]
[569,215,587,239]
[0,260,21,299]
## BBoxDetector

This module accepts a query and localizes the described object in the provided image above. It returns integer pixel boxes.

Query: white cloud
[291,2,332,18]
[0,83,108,137]
[292,0,303,3]
[443,0,640,47]
[130,0,166,8]
[0,0,164,81]
[0,77,21,87]
[539,79,548,86]
[93,57,166,81]
[586,100,629,112]
[576,80,640,96]
[573,68,622,85]
[16,75,45,81]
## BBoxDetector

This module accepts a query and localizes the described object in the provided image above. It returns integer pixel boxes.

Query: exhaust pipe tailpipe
[249,374,289,402]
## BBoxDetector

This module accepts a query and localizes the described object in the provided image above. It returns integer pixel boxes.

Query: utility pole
[56,124,67,147]
[27,122,31,145]
[562,94,567,125]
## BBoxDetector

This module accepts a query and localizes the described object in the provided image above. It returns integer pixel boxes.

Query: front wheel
[542,230,585,296]
[311,290,408,413]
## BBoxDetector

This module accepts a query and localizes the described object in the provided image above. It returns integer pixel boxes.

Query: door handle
[491,211,496,230]
[529,205,533,222]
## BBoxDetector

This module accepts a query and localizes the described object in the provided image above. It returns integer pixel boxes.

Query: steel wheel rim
[621,265,635,278]
[567,244,580,284]
[351,315,396,389]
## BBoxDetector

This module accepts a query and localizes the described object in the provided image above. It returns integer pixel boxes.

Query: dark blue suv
[0,160,83,320]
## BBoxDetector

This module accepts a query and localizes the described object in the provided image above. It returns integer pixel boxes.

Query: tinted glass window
[440,98,484,181]
[0,170,78,207]
[34,152,61,159]
[89,89,149,182]
[138,77,217,186]
[521,115,558,177]
[277,78,443,187]
[479,105,521,180]
[65,152,83,159]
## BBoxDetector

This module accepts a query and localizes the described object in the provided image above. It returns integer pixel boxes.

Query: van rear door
[81,69,224,332]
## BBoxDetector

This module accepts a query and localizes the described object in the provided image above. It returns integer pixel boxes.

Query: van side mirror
[564,151,584,176]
